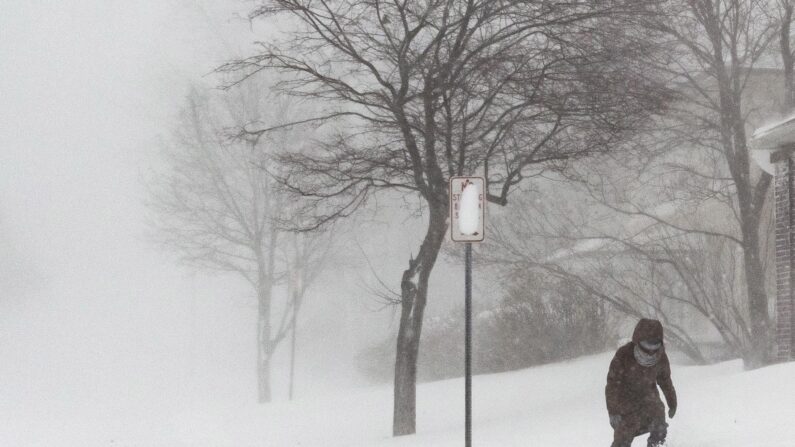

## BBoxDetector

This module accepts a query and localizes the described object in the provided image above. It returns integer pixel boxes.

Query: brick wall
[774,151,795,361]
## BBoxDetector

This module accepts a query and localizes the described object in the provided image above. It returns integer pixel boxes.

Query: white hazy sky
[0,0,240,292]
[0,0,287,414]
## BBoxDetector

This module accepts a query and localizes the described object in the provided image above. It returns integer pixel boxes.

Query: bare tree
[480,181,755,365]
[481,31,792,364]
[628,0,790,367]
[146,82,327,402]
[283,230,335,400]
[219,0,666,435]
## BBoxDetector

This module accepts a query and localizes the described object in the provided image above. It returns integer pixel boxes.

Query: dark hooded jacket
[605,319,677,417]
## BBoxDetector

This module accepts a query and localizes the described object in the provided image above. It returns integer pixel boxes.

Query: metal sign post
[450,177,485,447]
[464,241,472,447]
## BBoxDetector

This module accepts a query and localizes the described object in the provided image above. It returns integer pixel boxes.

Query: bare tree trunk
[257,293,272,403]
[741,214,773,368]
[289,286,297,400]
[393,200,448,436]
[733,116,772,367]
[256,229,278,403]
[782,0,795,110]
[714,58,773,367]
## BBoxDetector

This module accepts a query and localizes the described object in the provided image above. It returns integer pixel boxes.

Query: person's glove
[668,406,676,419]
[609,414,622,429]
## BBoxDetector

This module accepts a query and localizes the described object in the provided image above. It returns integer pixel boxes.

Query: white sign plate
[450,176,485,242]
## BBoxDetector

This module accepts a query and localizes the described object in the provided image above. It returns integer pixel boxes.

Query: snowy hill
[239,353,795,447]
[3,353,794,446]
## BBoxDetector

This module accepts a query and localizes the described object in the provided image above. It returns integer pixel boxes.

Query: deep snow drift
[273,353,795,447]
[4,352,793,446]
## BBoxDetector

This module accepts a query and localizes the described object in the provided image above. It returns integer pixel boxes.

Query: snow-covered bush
[472,271,611,373]
[356,272,612,382]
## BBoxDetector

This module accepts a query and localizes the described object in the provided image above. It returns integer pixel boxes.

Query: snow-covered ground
[4,352,793,446]
[270,353,795,447]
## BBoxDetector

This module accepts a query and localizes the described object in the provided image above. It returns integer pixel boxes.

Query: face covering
[634,340,662,367]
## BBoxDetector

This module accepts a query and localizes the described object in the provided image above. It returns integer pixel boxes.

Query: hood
[632,318,664,345]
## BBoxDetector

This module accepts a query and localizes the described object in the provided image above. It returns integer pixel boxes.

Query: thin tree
[147,83,299,402]
[282,230,335,399]
[779,0,795,109]
[219,0,666,435]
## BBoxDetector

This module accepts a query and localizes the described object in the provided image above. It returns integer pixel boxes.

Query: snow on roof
[750,112,795,174]
[752,111,795,149]
[753,112,795,138]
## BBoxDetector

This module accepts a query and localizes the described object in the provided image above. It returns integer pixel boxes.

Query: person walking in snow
[605,318,677,447]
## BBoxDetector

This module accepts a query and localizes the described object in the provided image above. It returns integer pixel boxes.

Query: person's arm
[657,351,677,417]
[605,351,626,416]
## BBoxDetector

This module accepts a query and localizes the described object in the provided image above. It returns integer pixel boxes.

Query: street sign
[449,176,485,447]
[450,177,485,242]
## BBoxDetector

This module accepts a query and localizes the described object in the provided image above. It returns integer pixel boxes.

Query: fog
[0,0,472,433]
[3,1,793,446]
